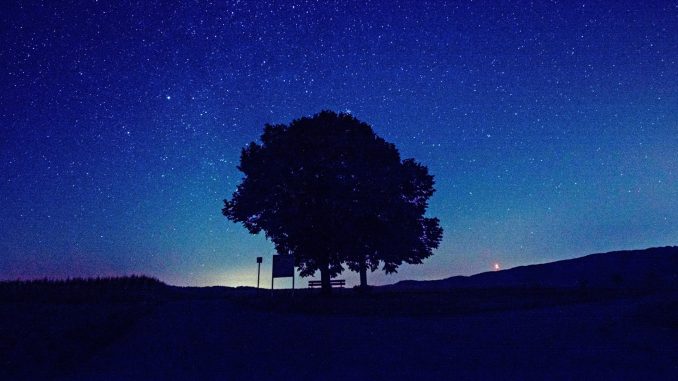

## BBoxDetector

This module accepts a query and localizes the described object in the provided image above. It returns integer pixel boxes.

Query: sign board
[272,255,294,278]
[256,257,263,264]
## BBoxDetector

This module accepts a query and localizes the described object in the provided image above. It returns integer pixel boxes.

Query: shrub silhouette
[223,111,442,293]
[0,275,166,303]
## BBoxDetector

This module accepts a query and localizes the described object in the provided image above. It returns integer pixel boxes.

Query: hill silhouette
[389,246,677,291]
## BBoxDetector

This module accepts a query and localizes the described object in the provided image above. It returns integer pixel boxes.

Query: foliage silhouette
[0,275,166,303]
[223,111,442,293]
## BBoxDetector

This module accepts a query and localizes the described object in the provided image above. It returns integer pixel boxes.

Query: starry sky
[1,1,676,287]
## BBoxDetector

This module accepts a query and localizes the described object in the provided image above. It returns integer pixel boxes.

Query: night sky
[1,1,676,287]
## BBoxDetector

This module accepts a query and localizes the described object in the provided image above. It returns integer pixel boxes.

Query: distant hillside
[390,246,678,290]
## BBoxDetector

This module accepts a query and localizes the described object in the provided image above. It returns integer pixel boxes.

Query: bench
[308,279,346,288]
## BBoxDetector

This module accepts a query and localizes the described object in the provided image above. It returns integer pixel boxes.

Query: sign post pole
[256,257,262,289]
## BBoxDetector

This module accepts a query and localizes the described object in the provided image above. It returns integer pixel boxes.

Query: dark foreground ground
[1,280,676,380]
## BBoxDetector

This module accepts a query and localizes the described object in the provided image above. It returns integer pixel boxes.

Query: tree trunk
[359,264,368,288]
[320,265,332,295]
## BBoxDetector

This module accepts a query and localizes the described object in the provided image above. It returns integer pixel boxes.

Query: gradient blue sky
[1,0,676,286]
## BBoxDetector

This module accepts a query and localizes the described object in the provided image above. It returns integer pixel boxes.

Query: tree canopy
[223,111,442,292]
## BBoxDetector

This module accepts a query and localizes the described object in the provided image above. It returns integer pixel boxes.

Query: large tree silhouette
[223,111,442,293]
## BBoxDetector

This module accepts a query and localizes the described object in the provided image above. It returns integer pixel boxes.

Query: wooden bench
[308,279,346,288]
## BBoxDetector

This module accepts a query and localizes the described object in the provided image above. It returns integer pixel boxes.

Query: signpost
[271,254,295,294]
[256,257,263,289]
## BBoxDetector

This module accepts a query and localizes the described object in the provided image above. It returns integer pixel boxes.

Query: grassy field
[233,286,674,317]
[1,276,676,380]
[0,277,164,379]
